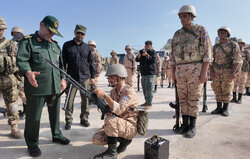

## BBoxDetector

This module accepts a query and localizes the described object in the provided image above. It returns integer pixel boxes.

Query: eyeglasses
[218,30,227,34]
[76,32,85,36]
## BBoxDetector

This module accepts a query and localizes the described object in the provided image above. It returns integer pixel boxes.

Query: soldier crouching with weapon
[92,64,139,159]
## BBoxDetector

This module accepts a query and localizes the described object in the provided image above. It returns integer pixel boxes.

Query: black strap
[182,27,200,39]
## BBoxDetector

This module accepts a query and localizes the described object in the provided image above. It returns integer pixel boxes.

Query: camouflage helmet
[105,64,127,77]
[11,27,25,36]
[218,26,231,37]
[110,50,117,55]
[0,16,7,29]
[237,38,245,44]
[88,40,96,47]
[178,5,196,17]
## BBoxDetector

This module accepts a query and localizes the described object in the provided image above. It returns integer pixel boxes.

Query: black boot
[211,102,222,114]
[237,93,243,104]
[171,83,174,88]
[94,136,117,159]
[247,87,250,96]
[117,137,132,153]
[221,103,229,117]
[184,116,196,138]
[243,87,248,95]
[175,115,189,134]
[230,92,237,103]
[154,85,157,93]
[167,83,171,88]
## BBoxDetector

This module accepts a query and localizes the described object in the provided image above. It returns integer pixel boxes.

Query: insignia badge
[54,21,58,28]
[34,46,41,49]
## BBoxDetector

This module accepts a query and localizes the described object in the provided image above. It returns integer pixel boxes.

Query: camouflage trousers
[245,73,250,87]
[211,71,233,103]
[167,69,173,83]
[92,115,137,145]
[125,68,134,87]
[0,74,19,126]
[233,72,248,93]
[176,63,203,117]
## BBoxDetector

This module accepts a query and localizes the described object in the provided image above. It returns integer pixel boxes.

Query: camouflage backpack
[137,110,149,135]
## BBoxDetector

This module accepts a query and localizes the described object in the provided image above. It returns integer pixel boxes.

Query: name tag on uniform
[34,46,41,49]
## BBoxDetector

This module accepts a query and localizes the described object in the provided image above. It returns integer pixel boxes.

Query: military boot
[237,93,243,104]
[184,116,196,138]
[230,92,237,103]
[153,85,157,93]
[11,125,23,139]
[94,136,117,159]
[243,87,248,95]
[117,137,132,153]
[175,115,189,134]
[171,83,175,88]
[246,87,250,96]
[211,102,222,114]
[221,103,229,117]
[167,83,171,88]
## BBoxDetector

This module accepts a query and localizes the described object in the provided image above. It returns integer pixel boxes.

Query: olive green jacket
[17,31,65,95]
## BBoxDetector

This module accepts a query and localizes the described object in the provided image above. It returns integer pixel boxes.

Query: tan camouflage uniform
[0,38,19,125]
[245,49,250,88]
[170,24,212,117]
[110,56,119,65]
[166,59,173,83]
[161,58,168,79]
[211,40,241,103]
[154,54,161,85]
[233,49,249,93]
[123,53,137,87]
[92,82,138,145]
[92,49,102,86]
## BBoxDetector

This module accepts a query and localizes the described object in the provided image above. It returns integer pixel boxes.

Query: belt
[176,60,203,65]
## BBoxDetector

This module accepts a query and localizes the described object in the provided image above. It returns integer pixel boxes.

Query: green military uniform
[17,31,65,149]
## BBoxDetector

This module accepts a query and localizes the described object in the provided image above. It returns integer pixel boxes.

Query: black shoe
[221,103,229,117]
[28,146,41,157]
[230,92,237,103]
[236,93,242,104]
[184,116,196,138]
[65,123,71,130]
[52,137,70,145]
[80,120,90,127]
[117,138,132,153]
[153,85,157,93]
[211,102,222,114]
[167,83,171,88]
[94,143,117,159]
[175,115,189,134]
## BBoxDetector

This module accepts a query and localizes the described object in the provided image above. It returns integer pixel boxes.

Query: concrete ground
[0,72,250,159]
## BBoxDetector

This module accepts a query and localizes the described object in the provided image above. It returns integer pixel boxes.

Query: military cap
[75,24,86,34]
[125,45,132,50]
[42,15,63,37]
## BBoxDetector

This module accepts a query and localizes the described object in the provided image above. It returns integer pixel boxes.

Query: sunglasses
[76,32,85,36]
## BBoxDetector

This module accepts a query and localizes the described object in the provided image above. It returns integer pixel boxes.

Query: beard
[75,36,83,43]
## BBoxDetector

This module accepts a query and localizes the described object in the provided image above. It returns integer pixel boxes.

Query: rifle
[202,82,208,112]
[0,107,7,117]
[160,68,164,88]
[169,81,180,131]
[45,59,111,120]
[137,64,140,91]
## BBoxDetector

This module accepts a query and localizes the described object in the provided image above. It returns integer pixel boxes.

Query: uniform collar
[34,31,52,43]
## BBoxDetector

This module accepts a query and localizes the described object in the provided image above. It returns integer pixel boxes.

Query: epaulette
[24,35,33,39]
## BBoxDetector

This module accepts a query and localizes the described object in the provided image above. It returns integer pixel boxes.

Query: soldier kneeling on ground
[92,64,138,159]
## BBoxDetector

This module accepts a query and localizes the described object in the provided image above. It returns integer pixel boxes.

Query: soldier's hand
[61,79,67,90]
[25,71,40,87]
[142,51,148,57]
[94,89,105,98]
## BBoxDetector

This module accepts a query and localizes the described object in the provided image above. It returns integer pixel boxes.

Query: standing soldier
[92,64,138,159]
[11,27,27,119]
[166,56,174,88]
[0,16,23,139]
[244,44,250,96]
[231,39,249,103]
[123,45,137,87]
[154,53,161,93]
[161,56,168,80]
[170,5,212,138]
[17,15,70,157]
[110,50,119,65]
[88,40,102,87]
[210,26,241,117]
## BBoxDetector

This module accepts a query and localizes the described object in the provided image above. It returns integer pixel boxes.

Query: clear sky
[2,0,250,57]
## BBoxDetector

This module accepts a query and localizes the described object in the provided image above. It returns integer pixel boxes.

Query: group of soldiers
[1,3,250,159]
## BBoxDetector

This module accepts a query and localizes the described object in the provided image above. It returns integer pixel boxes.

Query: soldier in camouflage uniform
[210,26,241,117]
[11,27,27,118]
[161,56,168,80]
[92,64,138,159]
[244,44,250,96]
[154,53,161,93]
[88,40,102,86]
[110,50,119,65]
[170,5,212,138]
[230,39,249,103]
[0,16,23,139]
[123,45,137,87]
[166,56,174,88]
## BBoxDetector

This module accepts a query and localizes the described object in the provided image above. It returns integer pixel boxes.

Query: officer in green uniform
[17,15,70,157]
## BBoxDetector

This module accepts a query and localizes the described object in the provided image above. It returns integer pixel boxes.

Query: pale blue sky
[2,0,250,57]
